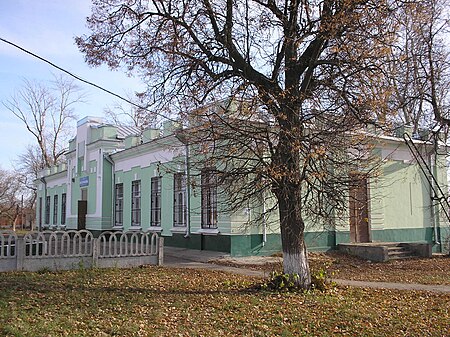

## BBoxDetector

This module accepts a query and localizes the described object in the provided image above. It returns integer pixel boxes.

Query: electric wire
[0,36,177,122]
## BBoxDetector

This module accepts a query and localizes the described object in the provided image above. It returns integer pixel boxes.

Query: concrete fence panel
[0,231,18,271]
[0,230,162,272]
[96,231,161,268]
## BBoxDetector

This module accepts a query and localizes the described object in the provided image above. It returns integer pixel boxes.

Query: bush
[258,268,334,292]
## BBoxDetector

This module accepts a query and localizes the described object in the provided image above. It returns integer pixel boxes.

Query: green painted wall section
[163,233,231,253]
[35,181,67,228]
[70,160,98,217]
[163,226,441,257]
[381,162,432,230]
[101,159,113,227]
[114,163,175,231]
[371,227,434,243]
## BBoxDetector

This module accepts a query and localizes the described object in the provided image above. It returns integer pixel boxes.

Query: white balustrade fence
[0,230,163,272]
[0,231,17,271]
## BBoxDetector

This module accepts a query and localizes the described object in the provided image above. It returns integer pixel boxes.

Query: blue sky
[0,0,144,170]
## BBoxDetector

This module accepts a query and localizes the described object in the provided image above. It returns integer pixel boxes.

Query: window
[81,189,88,201]
[53,195,58,225]
[61,193,66,225]
[38,197,42,227]
[131,181,141,226]
[151,177,162,227]
[45,196,50,225]
[115,183,124,227]
[173,173,186,227]
[201,169,217,228]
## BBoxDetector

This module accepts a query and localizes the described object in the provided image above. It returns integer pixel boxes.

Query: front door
[77,200,87,231]
[349,176,370,243]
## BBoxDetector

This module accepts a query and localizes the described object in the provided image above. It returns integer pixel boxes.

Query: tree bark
[277,182,311,288]
[273,110,311,288]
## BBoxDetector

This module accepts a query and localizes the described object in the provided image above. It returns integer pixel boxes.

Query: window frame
[53,195,59,225]
[45,196,50,225]
[115,183,124,227]
[61,193,66,225]
[173,173,187,227]
[201,169,218,229]
[38,197,43,227]
[131,180,141,227]
[150,176,162,227]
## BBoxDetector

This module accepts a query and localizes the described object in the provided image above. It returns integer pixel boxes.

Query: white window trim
[170,227,187,234]
[197,228,220,235]
[147,226,163,233]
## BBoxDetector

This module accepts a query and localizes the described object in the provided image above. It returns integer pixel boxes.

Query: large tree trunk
[273,115,311,289]
[278,185,311,289]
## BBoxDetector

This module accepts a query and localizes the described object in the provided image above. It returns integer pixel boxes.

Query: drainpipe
[184,142,191,238]
[431,135,441,248]
[39,177,47,232]
[104,155,115,229]
[262,192,267,247]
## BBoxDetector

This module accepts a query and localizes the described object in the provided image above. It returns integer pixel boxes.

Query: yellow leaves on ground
[0,265,448,336]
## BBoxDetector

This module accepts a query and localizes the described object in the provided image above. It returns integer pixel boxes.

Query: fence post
[158,236,164,266]
[92,238,99,267]
[16,237,24,271]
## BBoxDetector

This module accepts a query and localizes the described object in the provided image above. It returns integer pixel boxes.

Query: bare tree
[3,75,84,223]
[3,75,83,169]
[104,92,158,130]
[77,0,404,288]
[388,0,450,137]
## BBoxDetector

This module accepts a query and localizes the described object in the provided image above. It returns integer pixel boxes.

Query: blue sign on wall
[80,176,89,187]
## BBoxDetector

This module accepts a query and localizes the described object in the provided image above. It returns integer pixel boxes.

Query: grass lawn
[0,266,449,336]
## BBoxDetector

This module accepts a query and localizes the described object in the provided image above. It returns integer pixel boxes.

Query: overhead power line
[0,36,176,122]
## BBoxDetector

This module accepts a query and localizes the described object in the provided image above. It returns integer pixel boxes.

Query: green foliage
[258,265,334,292]
[310,267,334,292]
[259,272,309,292]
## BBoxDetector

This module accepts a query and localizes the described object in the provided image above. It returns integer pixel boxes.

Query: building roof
[116,125,141,139]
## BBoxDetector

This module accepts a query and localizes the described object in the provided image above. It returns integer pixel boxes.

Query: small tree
[77,0,403,288]
[0,168,22,228]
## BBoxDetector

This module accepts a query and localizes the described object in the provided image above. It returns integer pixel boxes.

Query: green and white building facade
[35,117,450,256]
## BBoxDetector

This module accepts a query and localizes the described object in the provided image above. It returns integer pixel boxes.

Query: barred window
[38,197,43,227]
[61,193,66,225]
[131,181,141,226]
[201,169,217,229]
[115,183,124,227]
[173,173,187,227]
[45,196,50,225]
[151,177,162,226]
[53,195,59,225]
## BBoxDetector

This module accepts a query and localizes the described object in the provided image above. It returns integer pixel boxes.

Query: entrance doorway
[349,176,370,243]
[77,189,88,230]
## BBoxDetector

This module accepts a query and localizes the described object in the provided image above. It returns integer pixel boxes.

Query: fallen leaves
[0,266,448,336]
[213,252,450,285]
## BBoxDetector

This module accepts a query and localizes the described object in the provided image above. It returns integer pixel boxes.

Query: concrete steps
[338,242,431,262]
[386,244,416,260]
